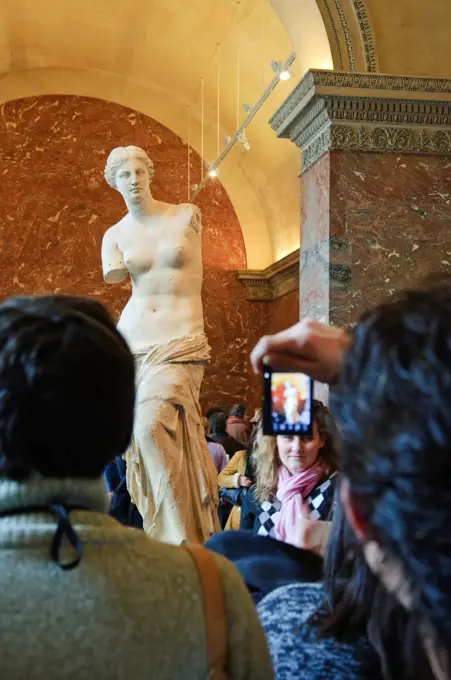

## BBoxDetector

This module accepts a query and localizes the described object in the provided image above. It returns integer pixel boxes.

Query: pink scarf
[274,462,325,546]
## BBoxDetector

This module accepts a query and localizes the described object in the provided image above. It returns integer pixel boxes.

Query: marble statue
[283,382,299,426]
[101,145,219,543]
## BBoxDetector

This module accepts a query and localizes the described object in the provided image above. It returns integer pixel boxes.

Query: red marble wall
[299,154,331,323]
[0,95,269,412]
[268,290,299,334]
[331,150,451,323]
[300,149,451,328]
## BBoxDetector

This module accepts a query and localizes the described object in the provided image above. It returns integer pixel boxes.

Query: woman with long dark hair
[258,498,433,679]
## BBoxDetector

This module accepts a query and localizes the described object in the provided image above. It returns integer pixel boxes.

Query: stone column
[270,71,451,327]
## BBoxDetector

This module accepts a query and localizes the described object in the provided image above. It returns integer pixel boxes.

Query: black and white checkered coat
[240,471,338,538]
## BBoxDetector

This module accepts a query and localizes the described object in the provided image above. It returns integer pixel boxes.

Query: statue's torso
[108,203,204,351]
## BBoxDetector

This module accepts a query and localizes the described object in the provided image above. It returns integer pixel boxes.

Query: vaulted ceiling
[0,0,450,267]
[0,0,336,267]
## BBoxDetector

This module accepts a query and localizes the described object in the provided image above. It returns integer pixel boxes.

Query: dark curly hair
[0,295,135,481]
[331,279,451,659]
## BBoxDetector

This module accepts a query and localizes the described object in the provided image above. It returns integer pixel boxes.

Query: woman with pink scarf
[240,400,339,554]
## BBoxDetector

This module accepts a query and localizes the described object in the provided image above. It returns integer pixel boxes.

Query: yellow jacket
[218,450,247,531]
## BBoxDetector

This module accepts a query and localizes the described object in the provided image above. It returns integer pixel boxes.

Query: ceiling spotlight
[224,136,232,145]
[208,168,218,178]
[242,103,254,114]
[271,59,291,81]
[238,131,250,151]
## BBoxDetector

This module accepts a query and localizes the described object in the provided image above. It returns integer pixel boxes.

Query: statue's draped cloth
[125,333,219,543]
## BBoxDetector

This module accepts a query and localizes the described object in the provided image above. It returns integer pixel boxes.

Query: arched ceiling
[0,0,333,268]
[365,0,451,78]
[1,0,447,269]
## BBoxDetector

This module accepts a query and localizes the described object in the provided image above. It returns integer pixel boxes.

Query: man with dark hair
[0,295,272,680]
[205,406,224,420]
[227,403,249,444]
[209,410,243,458]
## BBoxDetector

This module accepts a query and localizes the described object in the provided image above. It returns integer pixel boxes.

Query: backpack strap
[185,544,228,680]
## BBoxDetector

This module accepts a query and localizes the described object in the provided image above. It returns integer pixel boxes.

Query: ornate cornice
[237,250,300,301]
[269,70,451,174]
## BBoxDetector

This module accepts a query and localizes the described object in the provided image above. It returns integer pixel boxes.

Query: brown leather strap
[185,544,228,679]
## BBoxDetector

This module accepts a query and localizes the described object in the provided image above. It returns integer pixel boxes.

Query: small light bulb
[279,70,291,81]
[209,169,218,178]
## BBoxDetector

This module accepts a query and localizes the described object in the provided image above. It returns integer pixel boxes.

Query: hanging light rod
[271,59,292,81]
[190,51,296,201]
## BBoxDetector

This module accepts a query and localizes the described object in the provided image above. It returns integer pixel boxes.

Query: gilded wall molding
[332,0,356,71]
[270,70,451,174]
[317,0,378,73]
[317,0,344,71]
[237,250,300,301]
[352,0,378,72]
[331,125,451,154]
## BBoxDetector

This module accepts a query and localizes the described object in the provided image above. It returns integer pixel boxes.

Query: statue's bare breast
[102,203,204,351]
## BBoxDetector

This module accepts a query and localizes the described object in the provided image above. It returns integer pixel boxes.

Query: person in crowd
[202,416,228,473]
[241,400,338,554]
[206,406,224,420]
[206,406,333,601]
[209,410,243,458]
[217,412,261,530]
[251,280,451,679]
[206,528,323,605]
[248,407,262,446]
[257,497,430,679]
[0,295,273,680]
[104,455,144,529]
[104,457,121,499]
[227,403,249,445]
[218,450,253,530]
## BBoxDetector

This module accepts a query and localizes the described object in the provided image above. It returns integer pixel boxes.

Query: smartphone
[262,368,313,437]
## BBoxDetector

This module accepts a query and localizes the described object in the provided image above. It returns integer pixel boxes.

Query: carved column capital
[270,70,451,174]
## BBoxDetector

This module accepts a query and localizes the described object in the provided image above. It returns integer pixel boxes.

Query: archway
[0,0,330,267]
[270,0,379,73]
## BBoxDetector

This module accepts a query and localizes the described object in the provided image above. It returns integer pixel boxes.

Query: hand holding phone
[251,319,348,383]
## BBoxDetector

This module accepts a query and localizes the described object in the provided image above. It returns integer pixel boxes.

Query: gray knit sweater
[0,475,273,680]
[257,582,382,680]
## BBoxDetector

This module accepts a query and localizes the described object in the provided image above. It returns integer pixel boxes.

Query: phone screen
[263,369,313,437]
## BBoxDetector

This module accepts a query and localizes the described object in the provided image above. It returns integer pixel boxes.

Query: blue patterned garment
[257,582,382,680]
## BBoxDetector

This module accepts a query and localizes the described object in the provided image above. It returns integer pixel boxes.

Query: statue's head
[104,146,155,204]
